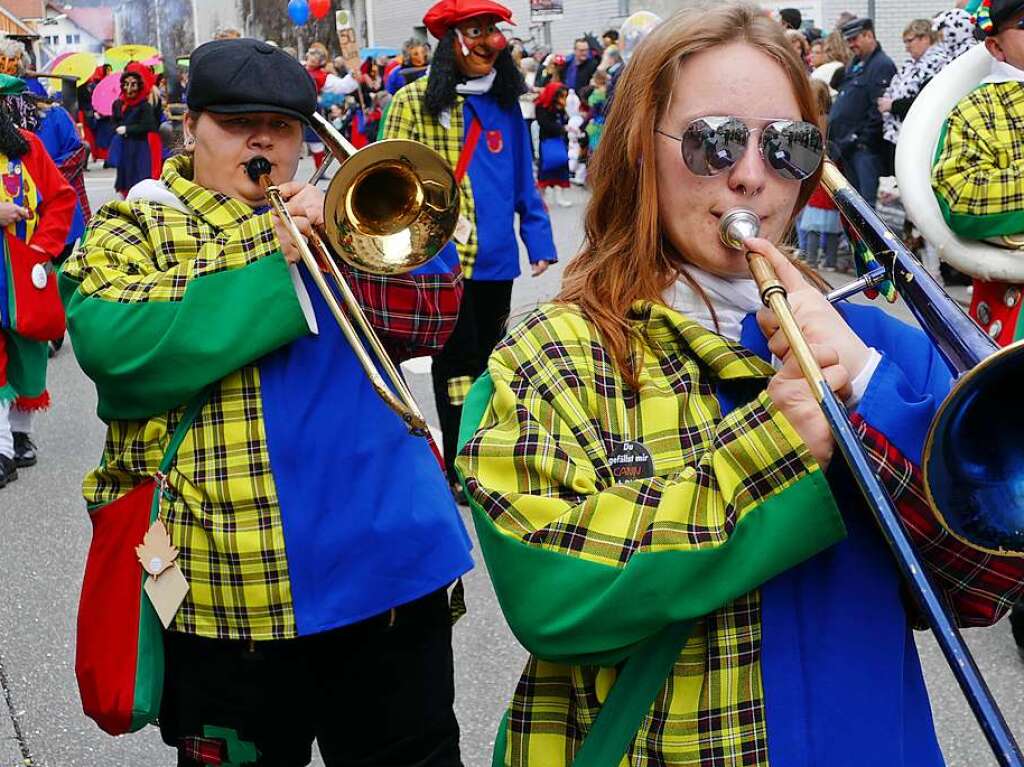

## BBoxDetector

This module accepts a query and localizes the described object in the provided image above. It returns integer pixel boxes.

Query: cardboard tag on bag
[144,565,190,629]
[137,519,189,628]
[454,215,473,245]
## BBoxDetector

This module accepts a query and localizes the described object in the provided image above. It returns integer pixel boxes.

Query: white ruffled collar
[664,267,762,342]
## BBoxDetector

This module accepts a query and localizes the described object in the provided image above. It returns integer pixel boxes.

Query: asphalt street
[0,159,1021,766]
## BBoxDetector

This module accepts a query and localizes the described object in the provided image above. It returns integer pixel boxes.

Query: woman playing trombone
[456,5,1024,765]
[62,38,471,766]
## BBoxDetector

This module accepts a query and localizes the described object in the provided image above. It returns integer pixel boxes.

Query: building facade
[367,0,958,70]
[37,4,113,59]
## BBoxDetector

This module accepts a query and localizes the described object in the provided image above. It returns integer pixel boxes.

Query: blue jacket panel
[463,94,556,281]
[744,304,952,767]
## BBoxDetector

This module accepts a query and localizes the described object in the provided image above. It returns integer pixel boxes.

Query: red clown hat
[423,0,514,39]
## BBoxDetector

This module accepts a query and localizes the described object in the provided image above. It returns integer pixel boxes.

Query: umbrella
[142,55,164,74]
[51,51,99,85]
[91,72,123,117]
[45,51,74,71]
[359,47,399,59]
[105,44,159,69]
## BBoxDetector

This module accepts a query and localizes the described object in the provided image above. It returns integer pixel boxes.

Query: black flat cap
[187,38,317,122]
[840,16,873,40]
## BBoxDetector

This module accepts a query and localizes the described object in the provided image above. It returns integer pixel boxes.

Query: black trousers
[1010,597,1024,648]
[160,589,461,767]
[432,278,514,481]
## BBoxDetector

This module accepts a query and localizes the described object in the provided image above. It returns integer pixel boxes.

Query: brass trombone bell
[323,138,461,275]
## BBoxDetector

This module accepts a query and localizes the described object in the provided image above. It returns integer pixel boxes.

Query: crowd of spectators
[179,8,981,250]
[779,3,978,277]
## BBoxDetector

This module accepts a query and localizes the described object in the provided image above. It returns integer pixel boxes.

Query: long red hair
[558,3,825,388]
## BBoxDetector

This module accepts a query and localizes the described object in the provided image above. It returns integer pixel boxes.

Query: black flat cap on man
[186,38,317,122]
[840,16,873,40]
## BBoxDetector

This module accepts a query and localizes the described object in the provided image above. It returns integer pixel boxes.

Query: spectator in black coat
[828,16,896,207]
[563,38,598,96]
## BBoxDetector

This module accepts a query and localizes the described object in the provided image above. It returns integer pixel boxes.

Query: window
[66,34,80,44]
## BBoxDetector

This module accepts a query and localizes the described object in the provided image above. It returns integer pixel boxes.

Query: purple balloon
[288,0,310,25]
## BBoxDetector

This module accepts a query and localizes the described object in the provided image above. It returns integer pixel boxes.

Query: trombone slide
[255,169,430,436]
[722,209,1024,767]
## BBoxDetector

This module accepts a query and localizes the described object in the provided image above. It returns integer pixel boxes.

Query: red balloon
[309,0,331,20]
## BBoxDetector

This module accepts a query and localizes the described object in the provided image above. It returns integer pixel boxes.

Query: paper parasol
[91,72,124,117]
[45,51,74,72]
[51,51,99,85]
[141,55,164,74]
[105,44,160,69]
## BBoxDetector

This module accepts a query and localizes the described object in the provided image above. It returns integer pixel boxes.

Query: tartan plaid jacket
[932,81,1024,239]
[456,301,1024,766]
[60,154,463,640]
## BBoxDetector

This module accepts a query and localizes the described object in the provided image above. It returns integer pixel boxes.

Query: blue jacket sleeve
[842,304,953,463]
[513,112,557,265]
[39,107,84,166]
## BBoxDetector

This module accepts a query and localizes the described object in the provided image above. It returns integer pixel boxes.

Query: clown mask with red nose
[453,14,508,77]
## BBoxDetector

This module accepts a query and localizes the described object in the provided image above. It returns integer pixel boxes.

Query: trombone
[247,113,460,436]
[720,158,1024,766]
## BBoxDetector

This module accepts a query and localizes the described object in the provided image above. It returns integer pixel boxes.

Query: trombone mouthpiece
[719,208,761,250]
[245,156,273,184]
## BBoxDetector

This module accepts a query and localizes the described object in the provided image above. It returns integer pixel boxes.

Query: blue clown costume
[382,0,558,487]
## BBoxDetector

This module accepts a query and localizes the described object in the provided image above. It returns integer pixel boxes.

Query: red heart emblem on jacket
[486,130,503,154]
[2,173,19,198]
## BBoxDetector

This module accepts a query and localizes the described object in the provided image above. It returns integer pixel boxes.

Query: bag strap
[489,621,693,767]
[454,117,482,184]
[151,388,212,523]
[572,621,693,766]
[158,387,211,474]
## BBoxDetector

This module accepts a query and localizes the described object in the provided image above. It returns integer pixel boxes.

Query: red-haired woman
[111,63,161,197]
[456,5,1024,766]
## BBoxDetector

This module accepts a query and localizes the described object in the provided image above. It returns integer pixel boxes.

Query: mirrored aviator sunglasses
[658,116,824,181]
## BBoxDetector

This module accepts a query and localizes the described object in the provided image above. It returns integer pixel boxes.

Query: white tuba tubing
[895,43,1024,282]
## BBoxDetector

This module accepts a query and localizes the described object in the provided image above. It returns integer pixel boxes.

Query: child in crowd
[535,82,573,207]
[799,80,844,268]
[585,69,609,152]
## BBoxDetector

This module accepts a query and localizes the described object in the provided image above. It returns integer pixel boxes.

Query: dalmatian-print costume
[934,8,978,62]
[882,9,977,145]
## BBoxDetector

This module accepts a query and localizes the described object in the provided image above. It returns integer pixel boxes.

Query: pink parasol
[141,55,164,74]
[91,73,124,117]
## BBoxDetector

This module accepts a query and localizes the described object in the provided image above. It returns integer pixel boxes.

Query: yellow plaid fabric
[446,374,474,406]
[932,82,1024,237]
[456,302,833,766]
[63,155,296,640]
[382,77,480,278]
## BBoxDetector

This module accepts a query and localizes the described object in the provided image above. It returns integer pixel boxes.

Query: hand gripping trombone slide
[719,168,1024,765]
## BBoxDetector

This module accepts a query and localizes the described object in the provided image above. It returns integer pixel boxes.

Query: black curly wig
[0,99,29,158]
[424,29,525,118]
